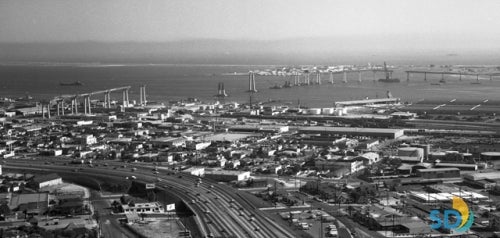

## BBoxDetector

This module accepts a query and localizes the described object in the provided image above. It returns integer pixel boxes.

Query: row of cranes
[38,85,148,118]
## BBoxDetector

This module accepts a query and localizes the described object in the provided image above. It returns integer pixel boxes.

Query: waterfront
[2,64,500,107]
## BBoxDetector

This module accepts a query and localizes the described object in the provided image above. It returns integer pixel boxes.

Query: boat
[378,62,400,83]
[269,84,282,89]
[60,81,83,86]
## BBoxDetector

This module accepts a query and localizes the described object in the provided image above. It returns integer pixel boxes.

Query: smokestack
[142,85,147,105]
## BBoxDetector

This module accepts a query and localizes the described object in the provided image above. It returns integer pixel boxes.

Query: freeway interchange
[3,158,295,238]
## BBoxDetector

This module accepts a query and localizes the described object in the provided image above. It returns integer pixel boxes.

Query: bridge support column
[74,99,78,114]
[71,100,75,114]
[406,72,409,82]
[107,92,111,108]
[87,97,91,114]
[358,71,361,83]
[343,71,347,83]
[123,90,126,107]
[56,102,60,116]
[47,104,51,119]
[104,94,108,108]
[83,98,87,115]
[459,74,462,81]
[61,101,65,116]
[424,72,427,81]
[477,74,479,82]
[125,89,129,107]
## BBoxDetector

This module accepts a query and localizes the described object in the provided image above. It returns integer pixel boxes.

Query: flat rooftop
[299,126,403,134]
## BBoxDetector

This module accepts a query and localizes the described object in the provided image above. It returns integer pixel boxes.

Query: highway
[3,159,295,238]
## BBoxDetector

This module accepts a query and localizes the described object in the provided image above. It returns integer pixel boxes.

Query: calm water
[1,64,500,107]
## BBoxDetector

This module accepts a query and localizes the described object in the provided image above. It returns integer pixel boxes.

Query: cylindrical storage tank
[397,147,424,158]
[481,152,500,161]
[462,153,473,160]
[322,108,334,115]
[307,108,321,115]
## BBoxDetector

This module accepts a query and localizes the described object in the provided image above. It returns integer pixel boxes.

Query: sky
[1,0,499,43]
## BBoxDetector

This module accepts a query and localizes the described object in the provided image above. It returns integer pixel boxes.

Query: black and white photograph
[1,1,500,237]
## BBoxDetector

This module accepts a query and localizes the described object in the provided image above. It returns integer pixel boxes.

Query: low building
[182,167,205,176]
[464,172,500,189]
[31,173,63,189]
[204,170,250,182]
[122,202,165,214]
[298,126,404,139]
[9,192,49,215]
[74,134,97,145]
[416,168,460,179]
[150,137,186,148]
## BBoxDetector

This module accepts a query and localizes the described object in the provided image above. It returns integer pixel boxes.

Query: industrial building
[298,127,404,139]
[416,168,460,179]
[31,173,63,189]
[204,170,251,182]
[464,172,500,189]
[396,147,424,163]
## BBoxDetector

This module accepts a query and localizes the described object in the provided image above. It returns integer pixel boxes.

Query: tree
[0,204,11,216]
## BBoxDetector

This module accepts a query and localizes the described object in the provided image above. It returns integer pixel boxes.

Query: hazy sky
[1,0,499,43]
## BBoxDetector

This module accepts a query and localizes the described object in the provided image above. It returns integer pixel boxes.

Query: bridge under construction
[404,70,500,82]
[39,85,148,118]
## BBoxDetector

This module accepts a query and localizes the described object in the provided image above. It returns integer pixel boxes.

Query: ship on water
[378,62,400,83]
[60,81,83,86]
[282,81,292,88]
[269,84,282,89]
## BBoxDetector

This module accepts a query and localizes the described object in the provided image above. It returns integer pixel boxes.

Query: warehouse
[416,168,460,179]
[204,170,251,182]
[298,127,404,139]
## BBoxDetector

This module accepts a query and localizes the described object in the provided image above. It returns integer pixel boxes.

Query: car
[130,176,137,179]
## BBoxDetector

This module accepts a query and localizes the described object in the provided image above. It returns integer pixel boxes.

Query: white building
[122,202,165,214]
[32,173,63,189]
[204,170,251,182]
[75,134,97,145]
[182,167,205,176]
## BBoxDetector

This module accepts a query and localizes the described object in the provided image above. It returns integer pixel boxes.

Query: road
[3,158,296,238]
[90,191,137,238]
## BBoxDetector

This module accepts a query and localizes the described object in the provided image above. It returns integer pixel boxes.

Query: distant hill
[1,37,499,65]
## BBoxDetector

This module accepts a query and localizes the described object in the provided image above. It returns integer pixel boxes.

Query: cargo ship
[60,81,83,86]
[378,62,400,83]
